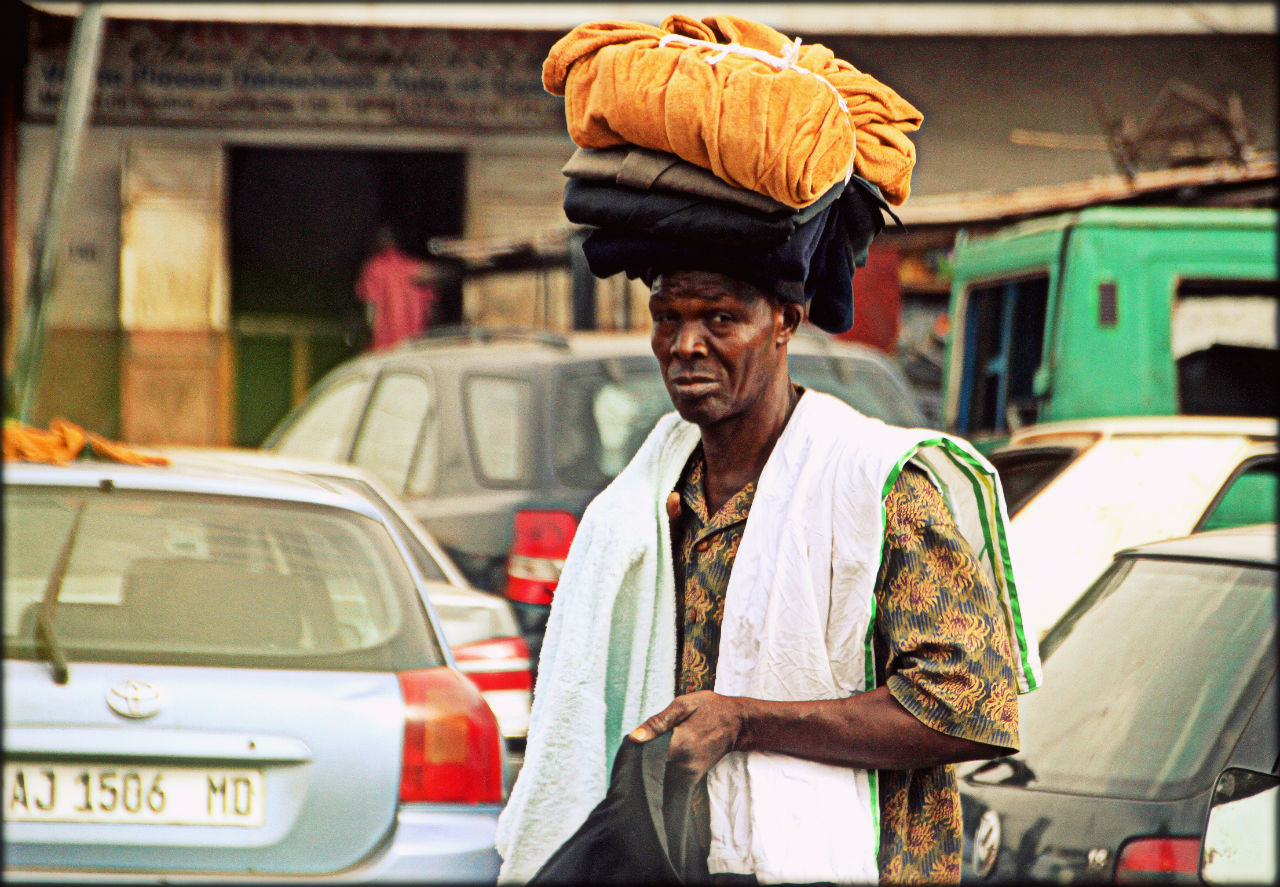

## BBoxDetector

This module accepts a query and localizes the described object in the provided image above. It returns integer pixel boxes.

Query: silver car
[3,458,504,882]
[157,447,533,746]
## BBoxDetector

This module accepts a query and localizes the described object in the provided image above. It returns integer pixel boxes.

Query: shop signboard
[25,14,564,131]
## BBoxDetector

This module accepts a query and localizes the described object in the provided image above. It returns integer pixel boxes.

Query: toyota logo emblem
[106,680,163,719]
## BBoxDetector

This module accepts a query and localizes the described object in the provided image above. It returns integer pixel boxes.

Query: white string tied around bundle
[657,32,850,115]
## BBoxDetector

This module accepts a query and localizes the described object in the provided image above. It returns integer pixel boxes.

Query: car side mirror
[1200,767,1278,884]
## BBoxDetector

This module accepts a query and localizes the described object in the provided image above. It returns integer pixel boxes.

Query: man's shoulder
[797,391,933,461]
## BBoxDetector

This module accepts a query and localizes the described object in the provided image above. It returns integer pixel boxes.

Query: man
[355,225,440,350]
[496,266,1041,884]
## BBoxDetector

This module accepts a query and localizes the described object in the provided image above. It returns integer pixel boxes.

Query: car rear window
[789,355,924,427]
[967,556,1277,800]
[316,475,449,583]
[986,446,1079,516]
[551,355,924,489]
[3,486,445,672]
[552,362,672,488]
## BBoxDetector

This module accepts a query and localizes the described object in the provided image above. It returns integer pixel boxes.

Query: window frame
[985,444,1082,517]
[1194,452,1280,533]
[265,370,374,461]
[459,371,536,488]
[349,367,438,496]
[956,272,1052,437]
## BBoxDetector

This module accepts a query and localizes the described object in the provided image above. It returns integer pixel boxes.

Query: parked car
[263,326,929,658]
[959,523,1278,883]
[157,447,532,746]
[987,415,1277,637]
[3,458,504,882]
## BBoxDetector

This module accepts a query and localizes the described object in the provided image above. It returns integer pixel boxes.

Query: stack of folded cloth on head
[543,13,923,334]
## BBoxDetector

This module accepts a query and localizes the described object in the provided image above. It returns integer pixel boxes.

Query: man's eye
[710,312,734,323]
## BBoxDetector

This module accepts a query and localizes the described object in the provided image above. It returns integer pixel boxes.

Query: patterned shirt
[670,446,1020,885]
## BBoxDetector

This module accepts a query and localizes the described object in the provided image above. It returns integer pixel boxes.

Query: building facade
[5,3,1275,444]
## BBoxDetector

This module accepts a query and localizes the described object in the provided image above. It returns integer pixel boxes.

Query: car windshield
[552,354,923,488]
[3,485,444,672]
[788,354,923,427]
[966,555,1277,800]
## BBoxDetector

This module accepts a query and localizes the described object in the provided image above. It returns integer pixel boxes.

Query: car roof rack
[405,324,570,350]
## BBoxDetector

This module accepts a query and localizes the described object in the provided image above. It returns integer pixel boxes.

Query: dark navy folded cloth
[563,177,846,249]
[580,176,891,334]
[528,733,709,884]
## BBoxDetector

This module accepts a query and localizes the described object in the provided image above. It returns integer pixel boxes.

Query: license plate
[4,763,265,827]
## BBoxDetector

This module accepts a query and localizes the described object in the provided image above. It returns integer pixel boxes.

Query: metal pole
[11,3,106,422]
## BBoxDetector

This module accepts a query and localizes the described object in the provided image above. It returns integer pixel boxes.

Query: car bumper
[4,804,503,884]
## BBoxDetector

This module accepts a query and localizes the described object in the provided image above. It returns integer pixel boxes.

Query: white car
[987,416,1277,639]
[159,448,532,744]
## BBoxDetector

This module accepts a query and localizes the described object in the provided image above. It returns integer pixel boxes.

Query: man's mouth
[668,375,720,398]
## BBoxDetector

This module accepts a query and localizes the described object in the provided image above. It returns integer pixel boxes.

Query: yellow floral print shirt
[671,450,1020,885]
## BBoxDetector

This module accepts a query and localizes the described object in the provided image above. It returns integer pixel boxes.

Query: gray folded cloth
[562,146,790,216]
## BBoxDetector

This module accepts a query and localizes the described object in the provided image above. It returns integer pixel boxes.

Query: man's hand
[629,691,747,779]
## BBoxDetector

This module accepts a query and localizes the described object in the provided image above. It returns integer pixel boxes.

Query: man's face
[649,270,794,428]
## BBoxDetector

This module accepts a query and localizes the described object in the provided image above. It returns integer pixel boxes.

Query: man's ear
[776,301,805,345]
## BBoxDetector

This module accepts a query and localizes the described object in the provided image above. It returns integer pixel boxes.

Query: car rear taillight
[505,510,577,606]
[452,635,533,692]
[397,667,503,804]
[1114,837,1200,882]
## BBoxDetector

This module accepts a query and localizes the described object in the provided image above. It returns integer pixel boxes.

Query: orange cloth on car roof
[543,14,922,207]
[3,417,170,466]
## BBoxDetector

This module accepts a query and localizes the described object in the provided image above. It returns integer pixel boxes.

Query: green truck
[941,206,1277,448]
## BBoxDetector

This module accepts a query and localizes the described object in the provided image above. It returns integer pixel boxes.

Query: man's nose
[670,322,708,359]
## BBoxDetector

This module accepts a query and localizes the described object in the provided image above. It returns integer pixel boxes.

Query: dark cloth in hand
[528,732,710,885]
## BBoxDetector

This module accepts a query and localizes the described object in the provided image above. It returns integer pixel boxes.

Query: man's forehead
[650,271,764,303]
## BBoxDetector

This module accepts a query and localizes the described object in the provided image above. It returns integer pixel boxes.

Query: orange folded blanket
[543,14,922,207]
[3,417,170,466]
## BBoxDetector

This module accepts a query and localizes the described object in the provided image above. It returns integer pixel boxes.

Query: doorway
[228,146,466,445]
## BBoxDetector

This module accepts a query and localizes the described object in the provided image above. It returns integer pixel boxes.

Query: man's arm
[630,685,1008,779]
[635,465,1020,780]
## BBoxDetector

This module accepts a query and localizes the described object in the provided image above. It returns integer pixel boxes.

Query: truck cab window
[957,275,1049,438]
[1174,279,1278,418]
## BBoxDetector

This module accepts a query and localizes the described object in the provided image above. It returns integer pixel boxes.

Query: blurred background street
[2,2,1276,884]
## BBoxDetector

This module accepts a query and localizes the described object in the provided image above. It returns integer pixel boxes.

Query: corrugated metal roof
[896,158,1278,227]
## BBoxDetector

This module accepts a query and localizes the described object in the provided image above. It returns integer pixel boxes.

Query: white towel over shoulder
[496,391,1042,885]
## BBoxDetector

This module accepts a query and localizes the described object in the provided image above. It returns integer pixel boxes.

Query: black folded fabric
[528,733,710,885]
[563,177,845,250]
[580,177,891,334]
